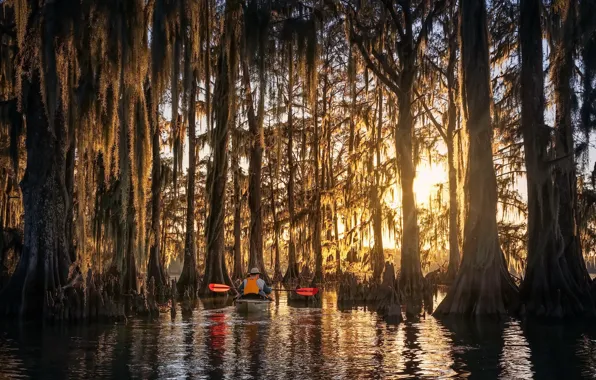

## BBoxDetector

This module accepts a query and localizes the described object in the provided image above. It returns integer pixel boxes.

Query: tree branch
[414,0,446,57]
[414,88,447,141]
[381,0,405,39]
[350,27,401,95]
[370,45,401,86]
[423,55,448,78]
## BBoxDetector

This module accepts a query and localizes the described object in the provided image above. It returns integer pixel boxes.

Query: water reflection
[1,291,596,379]
[403,321,422,376]
[439,318,507,379]
[501,321,532,379]
[205,312,226,379]
[524,321,591,379]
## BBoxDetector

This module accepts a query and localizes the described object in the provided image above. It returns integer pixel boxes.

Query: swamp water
[1,290,596,379]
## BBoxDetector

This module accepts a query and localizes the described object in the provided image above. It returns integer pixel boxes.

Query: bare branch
[414,88,447,141]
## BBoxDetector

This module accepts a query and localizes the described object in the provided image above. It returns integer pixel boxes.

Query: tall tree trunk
[231,124,244,280]
[397,65,422,295]
[65,130,76,264]
[178,73,198,294]
[200,5,238,295]
[119,82,138,295]
[323,91,341,278]
[435,0,518,317]
[519,0,592,318]
[446,8,460,282]
[268,155,282,282]
[333,200,341,277]
[299,118,310,279]
[242,53,270,282]
[446,134,459,281]
[551,0,594,303]
[147,83,167,289]
[371,87,384,282]
[581,0,596,151]
[284,42,300,283]
[344,44,356,264]
[123,192,138,294]
[394,3,422,294]
[0,72,71,318]
[326,95,341,277]
[312,82,323,284]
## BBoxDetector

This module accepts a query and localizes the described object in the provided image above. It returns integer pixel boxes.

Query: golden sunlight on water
[1,289,596,379]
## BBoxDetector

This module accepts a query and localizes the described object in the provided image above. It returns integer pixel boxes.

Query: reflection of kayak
[235,297,272,313]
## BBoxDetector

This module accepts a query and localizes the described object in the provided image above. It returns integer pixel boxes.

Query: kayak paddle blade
[295,287,319,296]
[209,283,231,292]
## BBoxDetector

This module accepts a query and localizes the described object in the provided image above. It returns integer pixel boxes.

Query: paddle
[208,283,319,297]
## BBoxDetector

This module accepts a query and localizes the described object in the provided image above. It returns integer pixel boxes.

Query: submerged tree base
[1,268,175,322]
[147,246,167,291]
[434,254,519,317]
[375,264,404,324]
[338,263,404,324]
[521,255,596,319]
[177,258,199,297]
[283,263,301,285]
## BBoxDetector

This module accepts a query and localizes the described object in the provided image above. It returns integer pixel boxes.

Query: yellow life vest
[243,278,260,295]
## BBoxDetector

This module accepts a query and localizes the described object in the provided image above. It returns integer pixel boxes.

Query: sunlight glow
[414,162,448,205]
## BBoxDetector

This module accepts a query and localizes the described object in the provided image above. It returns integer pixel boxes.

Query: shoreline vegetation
[2,0,596,324]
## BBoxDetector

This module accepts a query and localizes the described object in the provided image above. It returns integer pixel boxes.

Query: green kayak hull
[235,298,271,313]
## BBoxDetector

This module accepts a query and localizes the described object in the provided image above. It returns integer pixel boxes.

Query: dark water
[1,290,596,379]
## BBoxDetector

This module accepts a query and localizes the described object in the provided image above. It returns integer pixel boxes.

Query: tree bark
[284,42,300,283]
[445,5,460,282]
[333,200,341,277]
[342,44,356,273]
[0,72,72,318]
[268,155,282,282]
[242,53,270,282]
[312,74,324,284]
[123,195,138,294]
[324,87,341,278]
[519,0,592,319]
[65,128,76,264]
[434,0,518,317]
[550,0,595,309]
[146,83,167,289]
[231,123,244,280]
[178,73,198,294]
[118,71,138,295]
[371,87,384,282]
[446,135,459,281]
[581,0,596,149]
[397,65,422,295]
[200,5,238,295]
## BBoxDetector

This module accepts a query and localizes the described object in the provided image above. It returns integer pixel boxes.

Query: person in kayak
[238,267,272,299]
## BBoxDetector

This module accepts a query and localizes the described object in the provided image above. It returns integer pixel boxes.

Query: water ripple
[1,291,596,379]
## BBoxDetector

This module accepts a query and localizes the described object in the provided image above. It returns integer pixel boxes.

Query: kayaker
[238,267,272,299]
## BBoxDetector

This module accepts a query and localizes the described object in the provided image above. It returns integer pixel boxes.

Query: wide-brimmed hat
[249,267,260,275]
